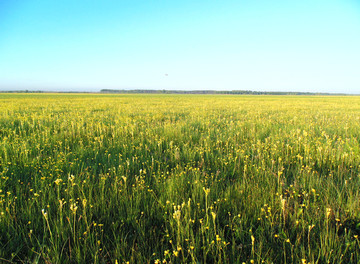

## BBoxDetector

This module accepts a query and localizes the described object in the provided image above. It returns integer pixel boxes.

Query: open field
[1,94,360,263]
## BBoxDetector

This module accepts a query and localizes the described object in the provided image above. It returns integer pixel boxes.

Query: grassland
[1,93,360,263]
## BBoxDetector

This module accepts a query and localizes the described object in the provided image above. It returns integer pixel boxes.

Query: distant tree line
[0,90,44,93]
[0,89,351,95]
[100,89,348,96]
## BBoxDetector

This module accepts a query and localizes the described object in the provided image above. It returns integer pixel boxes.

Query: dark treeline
[0,90,44,93]
[100,89,349,95]
[0,89,352,95]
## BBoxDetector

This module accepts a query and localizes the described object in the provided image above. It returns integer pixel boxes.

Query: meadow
[0,93,360,263]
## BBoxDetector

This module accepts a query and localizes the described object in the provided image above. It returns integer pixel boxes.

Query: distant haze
[1,0,360,93]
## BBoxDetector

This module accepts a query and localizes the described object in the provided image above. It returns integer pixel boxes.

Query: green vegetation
[1,94,360,263]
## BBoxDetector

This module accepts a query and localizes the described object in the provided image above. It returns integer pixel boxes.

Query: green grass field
[1,94,360,263]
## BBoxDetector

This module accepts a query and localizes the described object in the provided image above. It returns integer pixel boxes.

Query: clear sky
[1,0,360,93]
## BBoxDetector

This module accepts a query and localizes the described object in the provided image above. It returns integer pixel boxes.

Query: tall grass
[0,94,360,263]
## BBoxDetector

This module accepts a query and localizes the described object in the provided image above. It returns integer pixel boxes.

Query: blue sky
[1,0,360,93]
